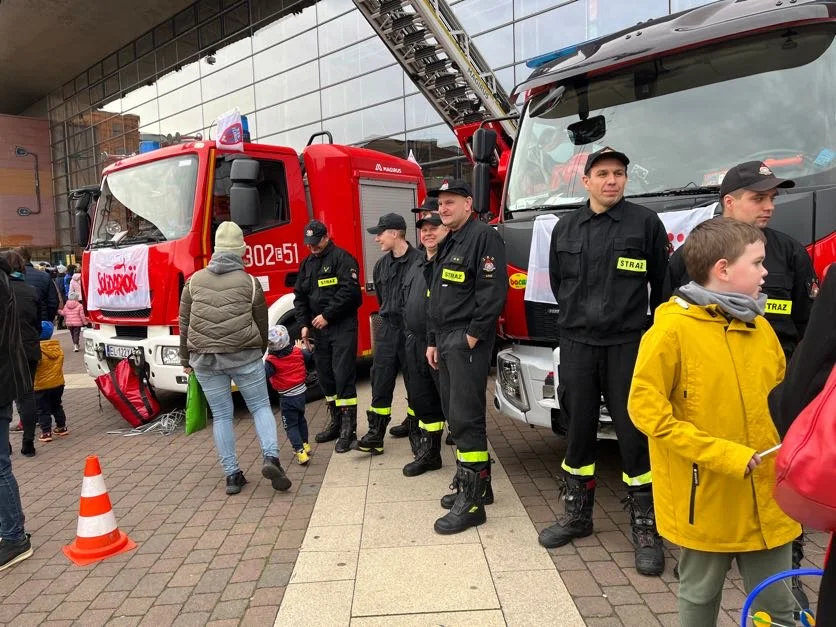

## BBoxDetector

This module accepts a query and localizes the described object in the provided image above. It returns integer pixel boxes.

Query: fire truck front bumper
[81,326,189,393]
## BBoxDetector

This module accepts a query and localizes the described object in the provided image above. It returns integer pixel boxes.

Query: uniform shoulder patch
[351,268,358,280]
[482,256,496,273]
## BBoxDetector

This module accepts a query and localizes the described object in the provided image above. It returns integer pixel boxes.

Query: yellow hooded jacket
[35,339,65,391]
[628,297,801,553]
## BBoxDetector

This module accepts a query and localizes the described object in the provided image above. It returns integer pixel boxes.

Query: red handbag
[774,365,836,531]
[95,358,160,427]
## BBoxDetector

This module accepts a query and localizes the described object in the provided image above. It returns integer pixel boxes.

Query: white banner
[216,107,245,152]
[658,203,717,251]
[87,246,151,311]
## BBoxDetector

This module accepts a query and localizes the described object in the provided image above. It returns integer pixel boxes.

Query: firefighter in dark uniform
[294,220,362,453]
[542,147,668,577]
[401,212,448,477]
[356,213,420,454]
[426,180,507,535]
[664,161,817,604]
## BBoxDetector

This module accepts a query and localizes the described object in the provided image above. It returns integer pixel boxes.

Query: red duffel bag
[95,358,161,427]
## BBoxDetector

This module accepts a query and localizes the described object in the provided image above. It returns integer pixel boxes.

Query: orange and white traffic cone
[63,455,136,566]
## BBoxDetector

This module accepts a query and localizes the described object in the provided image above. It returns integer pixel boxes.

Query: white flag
[216,108,245,152]
[658,203,717,251]
[407,149,419,165]
[87,246,151,311]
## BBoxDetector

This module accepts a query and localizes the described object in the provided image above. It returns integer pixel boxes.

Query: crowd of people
[1,158,833,626]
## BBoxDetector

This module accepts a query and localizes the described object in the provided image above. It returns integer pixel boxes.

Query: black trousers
[558,337,651,486]
[36,385,66,432]
[313,317,358,406]
[403,330,443,430]
[369,319,407,416]
[15,360,39,442]
[437,329,494,460]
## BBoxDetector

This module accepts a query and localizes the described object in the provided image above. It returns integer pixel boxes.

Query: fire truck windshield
[90,155,199,247]
[507,24,836,212]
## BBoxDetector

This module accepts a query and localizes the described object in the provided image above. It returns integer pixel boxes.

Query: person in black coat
[2,252,41,457]
[14,247,57,322]
[769,262,835,625]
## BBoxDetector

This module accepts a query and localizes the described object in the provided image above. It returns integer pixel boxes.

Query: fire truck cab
[77,136,424,393]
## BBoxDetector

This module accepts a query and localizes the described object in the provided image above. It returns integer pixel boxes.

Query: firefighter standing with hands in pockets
[543,147,669,577]
[426,179,507,535]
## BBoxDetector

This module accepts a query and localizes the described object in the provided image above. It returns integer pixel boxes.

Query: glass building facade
[45,0,712,248]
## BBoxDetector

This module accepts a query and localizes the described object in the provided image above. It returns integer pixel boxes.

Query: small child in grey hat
[264,325,312,464]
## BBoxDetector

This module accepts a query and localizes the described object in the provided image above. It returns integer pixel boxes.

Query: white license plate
[105,345,134,359]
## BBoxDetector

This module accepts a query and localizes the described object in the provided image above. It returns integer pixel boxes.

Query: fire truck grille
[100,308,151,319]
[524,301,561,340]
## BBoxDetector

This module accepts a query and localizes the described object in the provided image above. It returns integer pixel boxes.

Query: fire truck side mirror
[472,127,497,163]
[229,158,261,227]
[472,163,491,215]
[72,190,97,247]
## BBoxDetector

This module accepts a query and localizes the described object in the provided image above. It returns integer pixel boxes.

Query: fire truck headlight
[160,346,181,366]
[84,338,95,356]
[498,353,529,412]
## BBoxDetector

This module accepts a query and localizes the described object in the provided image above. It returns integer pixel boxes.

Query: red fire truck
[76,135,425,393]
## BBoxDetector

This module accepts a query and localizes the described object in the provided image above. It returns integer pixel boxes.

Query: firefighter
[664,160,817,605]
[542,147,669,577]
[401,212,448,476]
[426,179,507,535]
[356,213,420,454]
[294,220,362,454]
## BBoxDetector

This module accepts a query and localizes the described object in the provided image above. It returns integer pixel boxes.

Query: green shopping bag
[185,372,208,434]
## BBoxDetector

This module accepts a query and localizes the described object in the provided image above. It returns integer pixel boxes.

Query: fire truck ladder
[352,0,518,139]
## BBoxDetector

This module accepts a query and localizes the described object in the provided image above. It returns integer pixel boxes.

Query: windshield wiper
[626,184,719,199]
[89,240,116,249]
[116,234,165,247]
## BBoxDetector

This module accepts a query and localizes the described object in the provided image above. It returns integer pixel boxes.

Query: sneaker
[73,345,79,352]
[11,423,22,433]
[262,456,292,491]
[225,470,247,495]
[0,534,33,572]
[295,449,310,465]
[54,427,68,437]
[38,432,53,443]
[303,442,312,454]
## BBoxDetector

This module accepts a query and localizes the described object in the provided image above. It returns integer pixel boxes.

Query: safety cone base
[63,530,136,566]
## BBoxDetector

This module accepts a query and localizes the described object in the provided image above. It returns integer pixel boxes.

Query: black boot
[441,461,493,508]
[407,416,421,456]
[538,474,595,548]
[388,416,409,438]
[225,470,247,495]
[334,407,357,453]
[791,534,810,615]
[403,430,442,477]
[445,430,455,446]
[315,400,340,443]
[357,410,390,454]
[434,463,489,534]
[624,488,665,576]
[262,456,292,491]
[20,440,35,457]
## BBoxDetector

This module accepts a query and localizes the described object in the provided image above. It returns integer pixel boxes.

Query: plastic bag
[185,372,208,435]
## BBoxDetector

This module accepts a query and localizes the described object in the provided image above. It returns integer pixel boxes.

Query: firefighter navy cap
[367,213,407,234]
[427,179,472,198]
[303,220,327,245]
[412,196,439,214]
[416,213,443,228]
[584,146,630,175]
[719,161,795,198]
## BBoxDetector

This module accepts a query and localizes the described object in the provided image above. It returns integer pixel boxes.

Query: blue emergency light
[526,44,581,69]
[139,140,160,153]
[241,115,251,142]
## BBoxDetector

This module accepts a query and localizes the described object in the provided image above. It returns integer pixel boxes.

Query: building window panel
[201,36,253,74]
[472,25,514,70]
[222,4,249,36]
[321,65,403,119]
[257,92,322,137]
[118,43,135,68]
[198,0,221,22]
[671,0,713,11]
[252,5,317,52]
[589,0,668,38]
[202,86,255,133]
[102,54,118,77]
[122,96,160,129]
[255,60,320,109]
[326,99,404,146]
[156,40,179,74]
[515,1,587,63]
[494,66,516,94]
[87,64,103,85]
[159,106,205,138]
[261,121,323,151]
[515,0,576,20]
[174,7,197,35]
[450,0,513,36]
[318,10,374,56]
[155,21,174,45]
[201,57,253,101]
[253,29,318,81]
[158,81,203,119]
[120,62,140,91]
[158,61,201,96]
[178,31,201,63]
[319,37,388,87]
[136,31,155,57]
[317,0,354,24]
[201,17,224,48]
[405,93,444,131]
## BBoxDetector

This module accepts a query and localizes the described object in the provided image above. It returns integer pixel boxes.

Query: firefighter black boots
[407,415,421,456]
[388,416,409,438]
[624,488,665,576]
[440,461,494,508]
[315,400,340,443]
[334,406,357,454]
[434,462,489,534]
[402,429,442,477]
[357,410,390,454]
[538,474,596,548]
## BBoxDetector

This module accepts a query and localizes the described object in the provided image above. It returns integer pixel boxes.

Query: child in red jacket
[58,293,88,352]
[265,326,312,465]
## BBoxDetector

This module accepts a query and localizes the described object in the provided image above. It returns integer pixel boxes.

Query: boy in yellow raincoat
[628,218,800,625]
